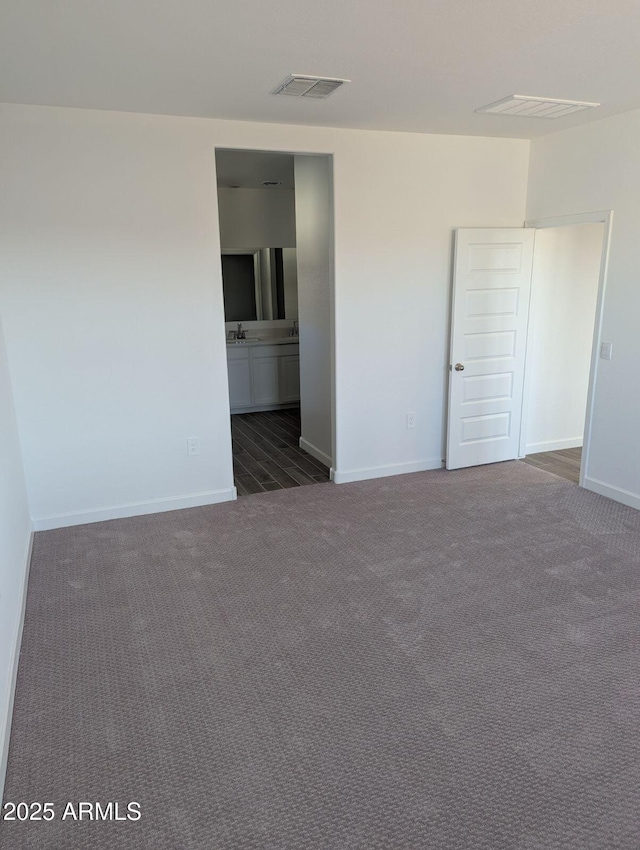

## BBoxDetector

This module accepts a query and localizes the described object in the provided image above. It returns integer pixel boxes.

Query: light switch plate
[600,342,613,361]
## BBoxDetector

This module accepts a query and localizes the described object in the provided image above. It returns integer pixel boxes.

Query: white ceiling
[2,0,640,139]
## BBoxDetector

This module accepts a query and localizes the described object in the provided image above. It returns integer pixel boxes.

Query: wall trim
[299,437,332,469]
[525,437,583,455]
[333,457,443,485]
[33,488,237,531]
[1,529,34,802]
[583,477,640,512]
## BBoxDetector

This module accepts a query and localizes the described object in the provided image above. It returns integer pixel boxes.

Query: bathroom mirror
[221,248,298,322]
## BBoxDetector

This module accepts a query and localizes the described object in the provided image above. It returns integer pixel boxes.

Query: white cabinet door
[227,350,252,408]
[279,355,300,403]
[446,228,535,470]
[252,355,280,405]
[227,342,300,411]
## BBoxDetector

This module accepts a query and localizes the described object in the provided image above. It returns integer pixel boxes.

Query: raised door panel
[447,228,535,470]
[279,355,300,403]
[227,354,252,408]
[252,356,280,405]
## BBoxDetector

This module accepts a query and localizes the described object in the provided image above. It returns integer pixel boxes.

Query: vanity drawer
[253,343,298,357]
[226,346,250,360]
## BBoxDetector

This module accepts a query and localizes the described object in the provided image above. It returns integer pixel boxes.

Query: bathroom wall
[295,155,334,467]
[218,180,298,329]
[217,187,296,249]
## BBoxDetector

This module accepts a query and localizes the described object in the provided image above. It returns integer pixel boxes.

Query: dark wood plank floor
[522,446,582,484]
[232,408,331,496]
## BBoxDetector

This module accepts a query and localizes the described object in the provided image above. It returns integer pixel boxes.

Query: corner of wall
[0,528,34,802]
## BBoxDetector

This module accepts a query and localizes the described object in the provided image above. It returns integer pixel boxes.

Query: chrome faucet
[236,323,246,340]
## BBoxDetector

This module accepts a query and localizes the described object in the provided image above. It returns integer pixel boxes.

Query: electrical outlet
[187,437,200,456]
[406,412,416,430]
[600,341,613,361]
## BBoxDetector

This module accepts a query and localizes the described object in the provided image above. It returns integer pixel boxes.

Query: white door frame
[520,210,614,488]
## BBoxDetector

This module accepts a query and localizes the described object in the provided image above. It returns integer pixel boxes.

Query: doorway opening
[521,220,607,484]
[215,148,335,496]
[520,211,612,488]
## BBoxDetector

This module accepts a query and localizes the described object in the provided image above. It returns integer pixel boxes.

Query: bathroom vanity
[227,339,300,413]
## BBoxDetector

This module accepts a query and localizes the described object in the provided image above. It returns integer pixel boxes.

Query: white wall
[0,315,32,796]
[525,223,603,454]
[0,103,530,526]
[295,155,334,467]
[332,132,529,481]
[527,109,640,509]
[217,187,296,248]
[0,106,236,528]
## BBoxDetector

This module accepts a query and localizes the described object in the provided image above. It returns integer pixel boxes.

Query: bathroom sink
[226,336,301,346]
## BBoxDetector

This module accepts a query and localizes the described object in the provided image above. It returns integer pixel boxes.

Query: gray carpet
[3,461,640,849]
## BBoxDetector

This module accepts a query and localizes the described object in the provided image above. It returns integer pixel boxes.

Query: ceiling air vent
[476,95,600,119]
[272,74,350,100]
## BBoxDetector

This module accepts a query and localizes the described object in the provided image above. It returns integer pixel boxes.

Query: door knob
[454,363,465,371]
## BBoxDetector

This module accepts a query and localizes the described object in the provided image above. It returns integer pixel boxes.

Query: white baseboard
[333,458,443,485]
[525,437,583,454]
[583,477,640,511]
[33,487,237,531]
[299,437,332,469]
[1,529,34,802]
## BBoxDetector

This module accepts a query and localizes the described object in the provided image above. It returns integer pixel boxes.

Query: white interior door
[446,228,535,470]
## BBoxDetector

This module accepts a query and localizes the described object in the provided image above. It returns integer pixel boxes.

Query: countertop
[226,337,299,346]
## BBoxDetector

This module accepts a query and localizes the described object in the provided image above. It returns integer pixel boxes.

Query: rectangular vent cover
[272,75,350,99]
[476,94,600,119]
